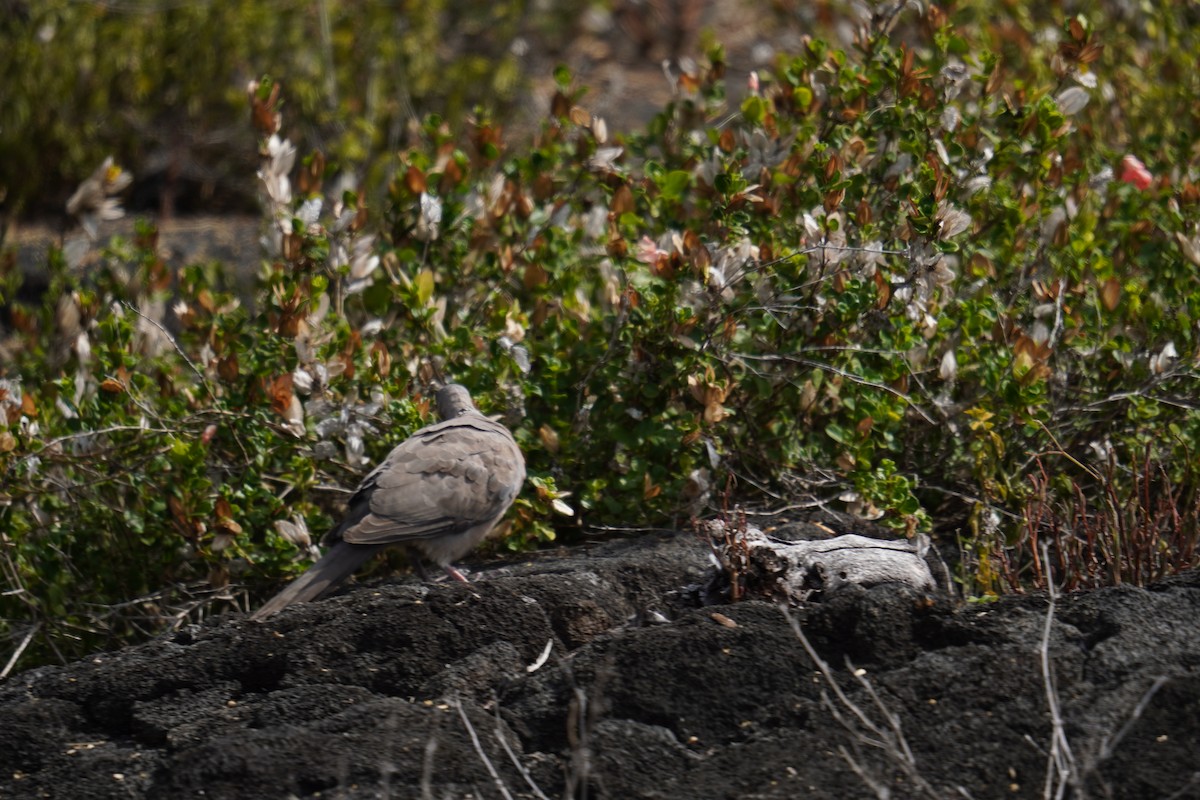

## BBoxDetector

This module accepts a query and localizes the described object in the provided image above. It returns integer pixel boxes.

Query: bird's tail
[250,542,384,621]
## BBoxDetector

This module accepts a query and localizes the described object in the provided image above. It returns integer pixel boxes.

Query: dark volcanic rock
[1,532,1198,799]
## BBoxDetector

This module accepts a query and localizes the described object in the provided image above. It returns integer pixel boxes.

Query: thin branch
[734,352,936,425]
[493,702,552,800]
[1096,675,1167,763]
[1038,543,1075,800]
[453,698,515,800]
[119,301,214,398]
[3,426,179,478]
[0,624,39,681]
[781,605,950,799]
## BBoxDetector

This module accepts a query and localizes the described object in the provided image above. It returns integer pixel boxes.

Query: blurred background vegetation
[2,0,1199,673]
[0,0,588,219]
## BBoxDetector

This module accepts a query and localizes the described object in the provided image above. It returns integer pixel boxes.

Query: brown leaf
[1077,41,1104,64]
[280,232,301,263]
[1100,277,1121,311]
[215,517,243,537]
[718,128,736,153]
[524,261,549,290]
[606,220,628,258]
[824,188,845,213]
[20,391,36,417]
[532,173,554,200]
[623,285,640,309]
[551,91,570,119]
[985,62,1005,95]
[722,315,738,344]
[405,164,427,194]
[643,472,663,500]
[99,378,124,394]
[538,424,560,454]
[1068,17,1086,43]
[168,496,191,532]
[371,341,392,377]
[569,106,591,127]
[610,184,634,215]
[856,199,872,227]
[824,154,841,181]
[218,354,240,382]
[873,270,892,309]
[268,374,294,416]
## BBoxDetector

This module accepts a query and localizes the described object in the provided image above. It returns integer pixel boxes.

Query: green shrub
[3,1,1200,671]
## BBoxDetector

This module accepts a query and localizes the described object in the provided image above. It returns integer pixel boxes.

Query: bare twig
[1095,675,1167,763]
[732,352,936,425]
[493,702,552,800]
[119,300,214,398]
[453,697,515,800]
[1037,544,1076,800]
[781,605,958,799]
[0,624,39,681]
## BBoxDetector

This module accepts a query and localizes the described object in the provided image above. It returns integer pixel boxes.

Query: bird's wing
[326,414,524,547]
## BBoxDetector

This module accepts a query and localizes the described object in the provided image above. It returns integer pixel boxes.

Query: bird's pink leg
[443,564,471,583]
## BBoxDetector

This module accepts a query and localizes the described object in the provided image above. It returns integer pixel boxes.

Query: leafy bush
[3,0,1200,672]
[0,0,571,217]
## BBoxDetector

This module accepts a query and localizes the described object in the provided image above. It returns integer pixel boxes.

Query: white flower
[0,379,21,416]
[935,204,971,239]
[343,235,381,295]
[941,105,961,132]
[1055,86,1090,115]
[801,213,821,239]
[296,197,323,227]
[1149,342,1177,375]
[259,135,296,206]
[711,239,759,293]
[740,130,788,179]
[962,175,992,196]
[854,241,887,278]
[292,367,314,395]
[415,192,442,242]
[345,423,366,465]
[939,349,958,382]
[1175,227,1200,267]
[940,61,969,100]
[74,332,91,364]
[66,157,132,239]
[588,146,624,173]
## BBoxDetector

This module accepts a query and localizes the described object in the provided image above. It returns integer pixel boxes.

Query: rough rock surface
[2,529,1198,799]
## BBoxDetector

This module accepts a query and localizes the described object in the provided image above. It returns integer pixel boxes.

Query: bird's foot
[443,564,471,583]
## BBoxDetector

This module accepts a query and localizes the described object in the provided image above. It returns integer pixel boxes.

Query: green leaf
[825,423,849,444]
[416,269,435,306]
[660,170,692,202]
[741,95,767,126]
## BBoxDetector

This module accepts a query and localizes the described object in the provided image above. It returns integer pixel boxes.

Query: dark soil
[1,526,1198,799]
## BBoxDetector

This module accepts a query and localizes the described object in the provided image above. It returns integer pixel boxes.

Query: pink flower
[748,71,760,96]
[636,235,669,264]
[1119,155,1153,190]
